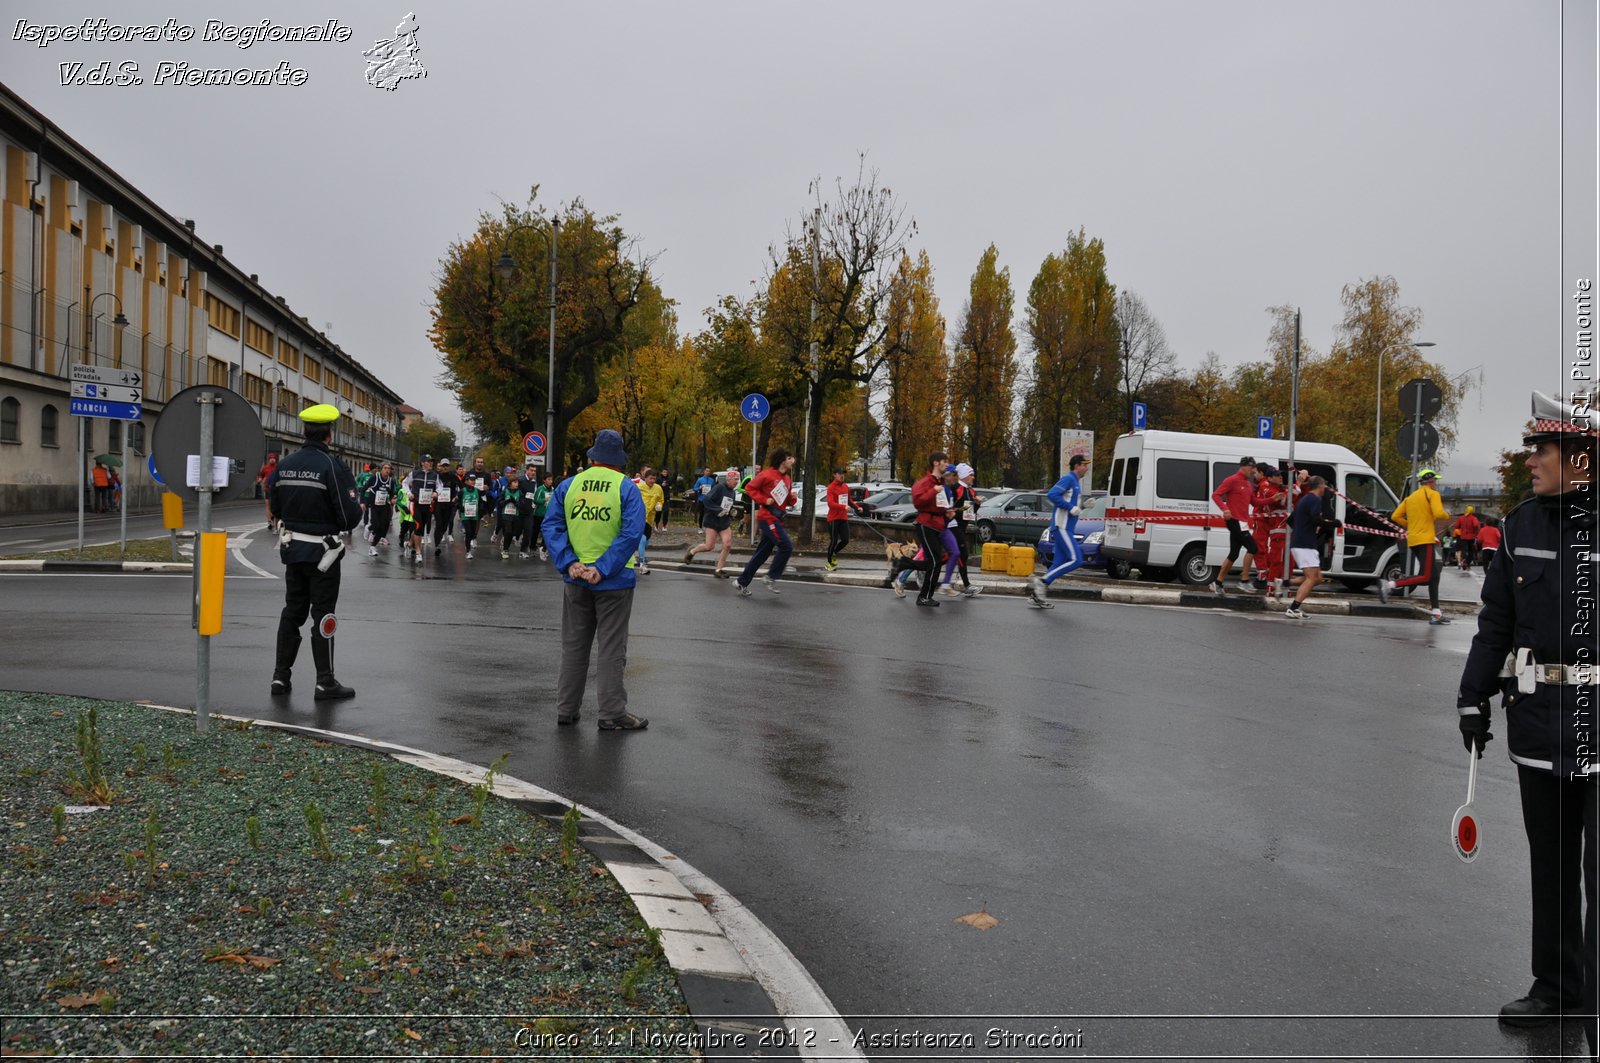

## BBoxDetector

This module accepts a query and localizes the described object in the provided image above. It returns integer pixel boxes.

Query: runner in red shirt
[1251,464,1290,600]
[909,451,953,608]
[824,468,865,571]
[1209,456,1259,593]
[1476,518,1501,569]
[1452,506,1481,570]
[734,448,798,596]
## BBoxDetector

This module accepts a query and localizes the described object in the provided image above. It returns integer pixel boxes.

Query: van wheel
[1106,558,1131,581]
[1176,545,1216,586]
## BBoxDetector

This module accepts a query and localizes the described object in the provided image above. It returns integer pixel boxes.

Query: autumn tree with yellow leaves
[881,251,950,484]
[949,245,1018,485]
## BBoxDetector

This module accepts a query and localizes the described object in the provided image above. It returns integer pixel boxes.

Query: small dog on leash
[884,541,918,563]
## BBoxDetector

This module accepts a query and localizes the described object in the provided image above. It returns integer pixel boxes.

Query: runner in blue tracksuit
[1031,453,1090,605]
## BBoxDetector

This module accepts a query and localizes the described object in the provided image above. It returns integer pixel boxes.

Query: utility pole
[803,207,819,463]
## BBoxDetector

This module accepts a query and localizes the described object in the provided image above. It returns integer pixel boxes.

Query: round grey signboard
[150,385,268,504]
[1396,419,1440,462]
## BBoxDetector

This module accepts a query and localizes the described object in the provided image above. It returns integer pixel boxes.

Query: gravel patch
[0,693,692,1058]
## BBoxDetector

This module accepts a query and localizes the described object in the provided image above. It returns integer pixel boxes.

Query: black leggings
[913,524,944,603]
[368,507,393,542]
[827,519,850,564]
[954,523,972,588]
[1395,542,1441,609]
[461,518,480,549]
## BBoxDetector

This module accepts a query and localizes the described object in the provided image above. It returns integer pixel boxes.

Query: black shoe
[270,676,291,696]
[598,713,648,731]
[916,598,941,607]
[434,546,442,557]
[313,681,356,701]
[1498,995,1564,1027]
[556,714,580,726]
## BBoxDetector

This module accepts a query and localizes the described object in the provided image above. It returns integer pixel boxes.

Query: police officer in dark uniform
[1458,390,1598,1053]
[268,403,363,700]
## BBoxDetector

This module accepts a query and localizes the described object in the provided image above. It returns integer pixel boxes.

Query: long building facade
[0,80,406,514]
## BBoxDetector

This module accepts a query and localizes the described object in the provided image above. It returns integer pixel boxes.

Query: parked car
[857,488,914,518]
[1035,491,1119,574]
[973,489,1056,544]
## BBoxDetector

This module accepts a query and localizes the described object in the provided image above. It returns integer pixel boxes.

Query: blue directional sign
[70,398,141,421]
[1132,401,1147,430]
[149,453,164,485]
[1258,416,1274,439]
[741,393,770,423]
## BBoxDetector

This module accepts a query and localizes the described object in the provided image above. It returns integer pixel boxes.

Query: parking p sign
[1132,402,1147,430]
[1258,416,1274,440]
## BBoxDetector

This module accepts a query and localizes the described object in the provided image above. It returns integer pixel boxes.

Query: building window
[130,423,146,454]
[303,357,321,385]
[244,319,273,354]
[324,370,340,396]
[0,397,19,443]
[207,358,230,386]
[204,293,240,338]
[243,373,272,406]
[278,339,300,371]
[41,404,59,447]
[109,420,122,453]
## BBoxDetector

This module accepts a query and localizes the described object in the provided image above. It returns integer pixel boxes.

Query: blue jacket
[541,471,646,591]
[1048,471,1082,512]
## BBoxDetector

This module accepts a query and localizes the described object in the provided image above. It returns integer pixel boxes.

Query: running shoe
[520,552,530,560]
[414,554,422,565]
[1210,580,1225,595]
[466,549,474,560]
[916,598,941,607]
[714,568,726,578]
[435,546,442,557]
[941,585,961,597]
[539,548,548,561]
[501,549,509,560]
[369,546,377,556]
[598,713,649,731]
[1285,605,1306,619]
[962,585,983,597]
[1028,576,1048,606]
[736,582,752,597]
[893,583,907,598]
[1430,611,1452,625]
[825,559,839,571]
[1377,580,1392,604]
[683,545,696,564]
[762,576,780,594]
[639,563,650,574]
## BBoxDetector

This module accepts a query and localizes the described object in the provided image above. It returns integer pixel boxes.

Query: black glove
[1459,706,1493,758]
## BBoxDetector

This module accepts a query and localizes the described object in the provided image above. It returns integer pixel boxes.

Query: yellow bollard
[197,531,227,636]
[161,492,183,530]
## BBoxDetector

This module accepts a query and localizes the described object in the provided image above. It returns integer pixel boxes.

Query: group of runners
[347,455,557,563]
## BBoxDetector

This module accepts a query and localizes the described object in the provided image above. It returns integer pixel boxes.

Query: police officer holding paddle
[1457,390,1598,1054]
[268,403,362,701]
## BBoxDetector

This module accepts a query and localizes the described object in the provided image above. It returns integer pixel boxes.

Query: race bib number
[373,490,389,506]
[462,501,478,518]
[771,482,789,506]
[503,503,517,517]
[719,496,734,515]
[437,488,451,503]
[419,489,435,506]
[938,488,953,508]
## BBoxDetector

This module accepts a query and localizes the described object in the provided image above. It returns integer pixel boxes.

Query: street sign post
[522,430,547,456]
[72,382,142,404]
[1396,420,1439,462]
[741,395,769,545]
[70,364,142,387]
[69,399,142,421]
[1258,416,1274,440]
[1132,402,1148,430]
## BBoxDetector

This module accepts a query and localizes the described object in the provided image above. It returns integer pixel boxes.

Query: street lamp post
[1375,340,1435,482]
[495,218,558,474]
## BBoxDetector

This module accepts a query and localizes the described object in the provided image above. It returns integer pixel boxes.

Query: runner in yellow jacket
[1378,468,1450,622]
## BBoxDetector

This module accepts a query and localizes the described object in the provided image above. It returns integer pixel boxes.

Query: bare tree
[1114,290,1178,412]
[764,159,916,541]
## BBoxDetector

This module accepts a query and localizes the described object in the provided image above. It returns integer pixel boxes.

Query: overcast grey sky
[4,0,1593,482]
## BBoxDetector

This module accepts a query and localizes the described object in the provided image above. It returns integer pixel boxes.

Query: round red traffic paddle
[1451,746,1482,863]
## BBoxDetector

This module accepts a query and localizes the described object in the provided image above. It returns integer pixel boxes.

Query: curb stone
[650,560,1475,621]
[0,560,191,573]
[134,701,860,1062]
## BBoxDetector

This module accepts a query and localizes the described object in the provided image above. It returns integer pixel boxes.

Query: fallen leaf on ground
[56,987,111,1009]
[352,986,382,995]
[446,815,473,826]
[403,1028,422,1041]
[955,911,1000,930]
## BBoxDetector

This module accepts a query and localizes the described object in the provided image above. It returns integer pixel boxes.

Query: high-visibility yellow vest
[563,466,635,568]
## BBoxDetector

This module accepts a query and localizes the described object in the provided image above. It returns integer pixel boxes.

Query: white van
[1099,429,1405,588]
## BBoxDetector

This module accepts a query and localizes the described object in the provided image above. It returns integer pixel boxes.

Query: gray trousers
[556,581,634,720]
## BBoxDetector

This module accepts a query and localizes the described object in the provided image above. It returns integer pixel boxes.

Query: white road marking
[228,526,276,580]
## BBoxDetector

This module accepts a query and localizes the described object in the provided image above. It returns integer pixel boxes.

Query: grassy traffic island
[0,538,188,563]
[0,693,693,1058]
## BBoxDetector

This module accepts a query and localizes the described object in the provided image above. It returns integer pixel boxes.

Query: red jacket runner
[745,468,795,528]
[911,473,949,531]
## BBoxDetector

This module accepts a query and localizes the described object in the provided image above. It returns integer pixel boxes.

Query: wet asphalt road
[1,528,1588,1060]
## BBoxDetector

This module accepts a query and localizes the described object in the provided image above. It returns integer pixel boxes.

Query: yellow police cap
[299,403,341,424]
